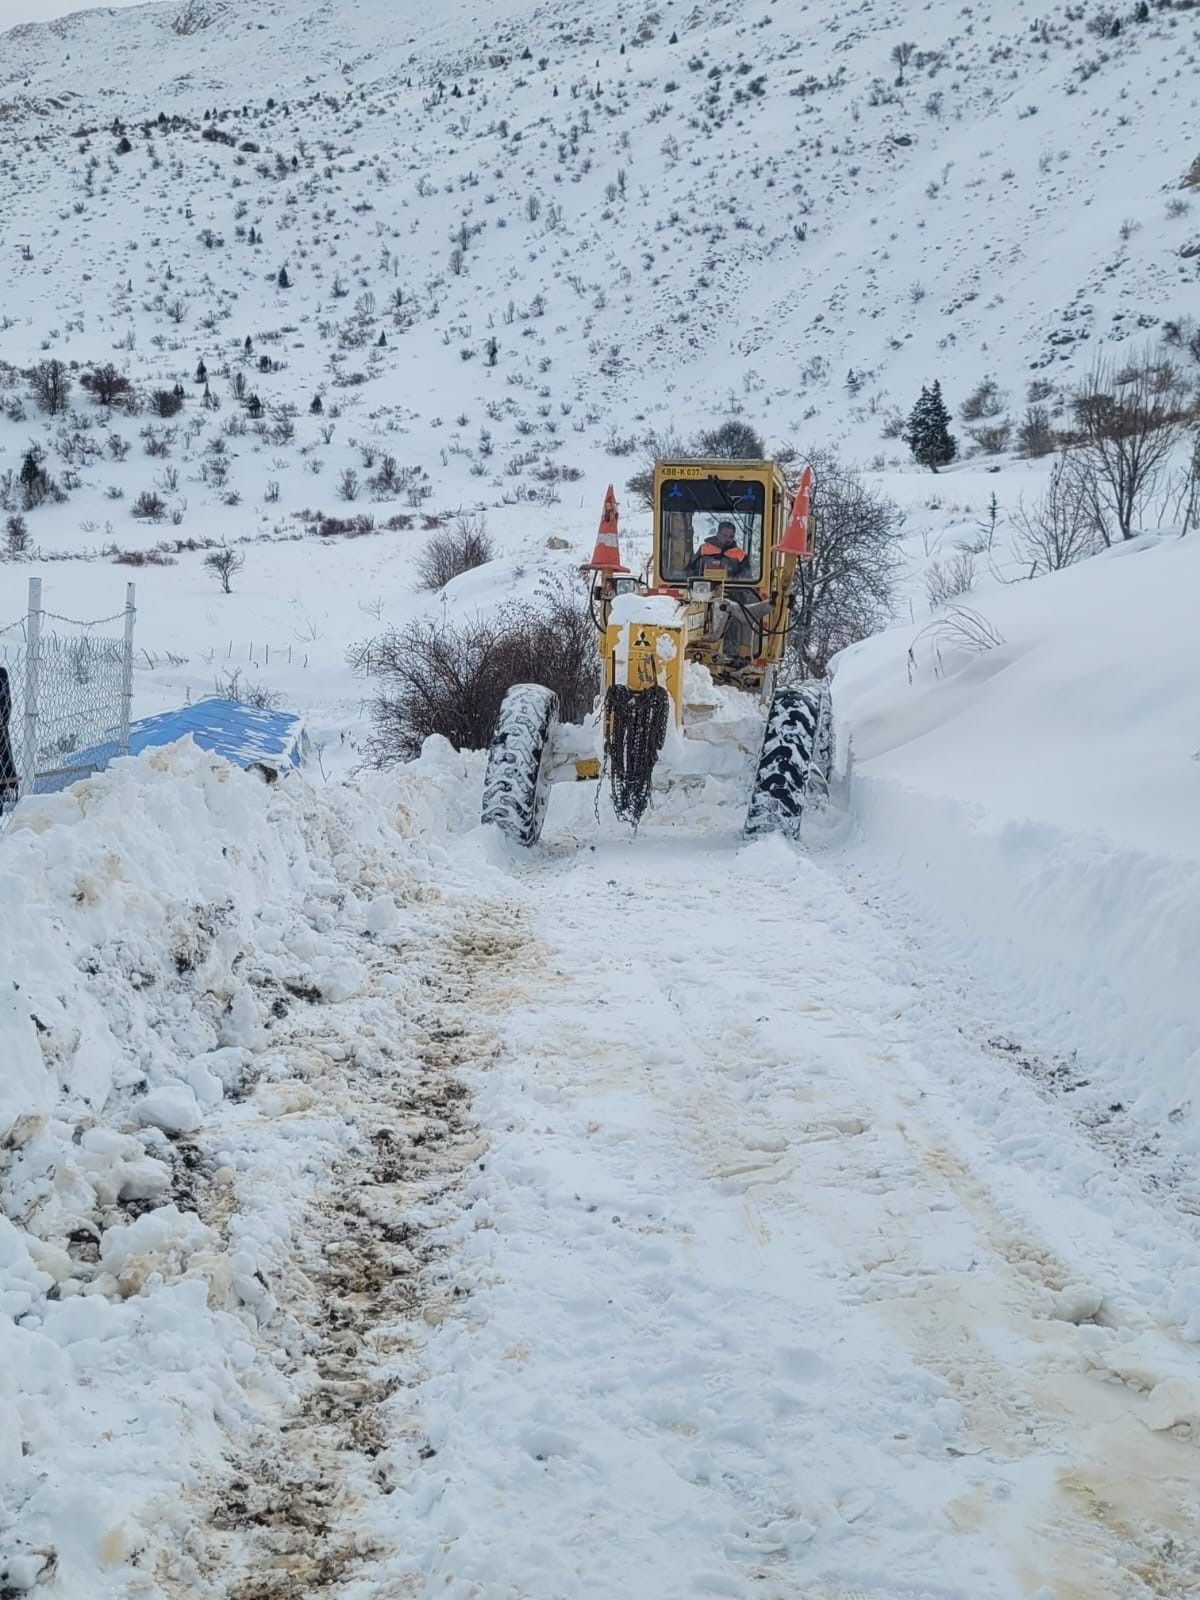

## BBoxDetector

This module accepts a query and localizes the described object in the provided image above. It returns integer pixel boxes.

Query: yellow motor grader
[481,459,832,843]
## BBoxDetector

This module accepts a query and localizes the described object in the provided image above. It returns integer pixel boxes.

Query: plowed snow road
[396,786,1200,1600]
[186,776,1200,1600]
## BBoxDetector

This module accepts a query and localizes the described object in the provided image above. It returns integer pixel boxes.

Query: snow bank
[834,534,1200,1135]
[0,734,473,1595]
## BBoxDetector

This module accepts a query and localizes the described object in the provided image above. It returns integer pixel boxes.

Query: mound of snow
[0,737,466,1594]
[834,533,1200,1133]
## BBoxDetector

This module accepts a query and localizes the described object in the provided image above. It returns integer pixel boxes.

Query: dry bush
[908,606,1005,680]
[212,668,280,709]
[959,377,1007,422]
[1162,316,1200,366]
[924,549,976,608]
[131,489,167,520]
[172,0,214,33]
[29,359,72,416]
[351,577,599,764]
[111,547,177,566]
[1016,404,1057,458]
[624,426,688,509]
[1012,453,1100,573]
[967,417,1012,455]
[695,416,765,459]
[416,512,494,590]
[1066,352,1195,539]
[205,547,243,593]
[317,512,375,538]
[790,450,904,677]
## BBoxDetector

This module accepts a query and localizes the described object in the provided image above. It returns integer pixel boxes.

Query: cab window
[659,477,765,585]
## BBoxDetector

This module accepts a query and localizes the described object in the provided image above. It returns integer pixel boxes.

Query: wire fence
[0,578,136,826]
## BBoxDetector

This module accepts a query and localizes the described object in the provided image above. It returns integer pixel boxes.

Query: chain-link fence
[0,578,136,824]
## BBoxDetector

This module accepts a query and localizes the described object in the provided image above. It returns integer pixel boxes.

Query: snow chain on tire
[744,681,833,841]
[481,683,560,846]
[602,683,670,830]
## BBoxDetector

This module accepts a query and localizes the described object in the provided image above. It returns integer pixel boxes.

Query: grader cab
[480,460,833,845]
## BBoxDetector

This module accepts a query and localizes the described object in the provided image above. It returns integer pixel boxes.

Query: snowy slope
[1,0,1198,574]
[829,526,1200,1141]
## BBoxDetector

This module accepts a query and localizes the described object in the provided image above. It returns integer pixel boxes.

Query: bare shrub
[1067,352,1195,540]
[1011,453,1100,573]
[625,426,689,508]
[416,512,494,590]
[205,547,243,592]
[1162,316,1200,366]
[694,416,765,459]
[352,576,599,763]
[150,388,184,418]
[890,40,915,84]
[908,607,1005,680]
[5,513,30,557]
[924,549,976,608]
[131,489,167,520]
[967,417,1012,455]
[172,0,214,33]
[111,547,177,566]
[29,359,72,415]
[790,451,904,678]
[212,667,280,708]
[81,364,134,407]
[369,454,401,496]
[1016,404,1057,458]
[959,377,1007,422]
[1166,428,1200,537]
[316,513,375,538]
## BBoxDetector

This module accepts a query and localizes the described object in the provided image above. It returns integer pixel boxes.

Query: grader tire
[481,683,560,846]
[744,682,833,841]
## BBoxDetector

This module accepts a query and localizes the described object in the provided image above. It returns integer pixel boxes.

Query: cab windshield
[659,477,765,585]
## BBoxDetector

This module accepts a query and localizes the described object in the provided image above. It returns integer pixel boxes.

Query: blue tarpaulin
[38,698,306,793]
[124,698,307,771]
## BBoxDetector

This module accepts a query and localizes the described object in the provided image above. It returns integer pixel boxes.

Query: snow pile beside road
[833,533,1200,1136]
[0,736,473,1596]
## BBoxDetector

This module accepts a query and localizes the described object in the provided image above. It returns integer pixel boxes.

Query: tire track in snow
[159,895,539,1600]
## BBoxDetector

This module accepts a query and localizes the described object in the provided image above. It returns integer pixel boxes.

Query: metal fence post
[21,577,42,797]
[120,582,136,756]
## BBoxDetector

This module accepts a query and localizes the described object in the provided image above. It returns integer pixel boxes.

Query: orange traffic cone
[583,484,629,572]
[777,465,813,558]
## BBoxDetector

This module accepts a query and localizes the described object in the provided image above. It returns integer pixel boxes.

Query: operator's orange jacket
[697,540,747,563]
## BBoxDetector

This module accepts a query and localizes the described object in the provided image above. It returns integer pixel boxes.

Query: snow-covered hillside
[1,0,1198,568]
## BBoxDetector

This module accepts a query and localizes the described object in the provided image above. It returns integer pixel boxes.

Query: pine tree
[276,266,290,289]
[904,380,957,472]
